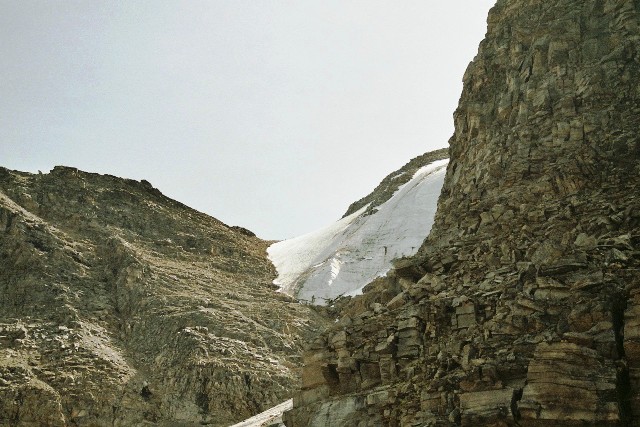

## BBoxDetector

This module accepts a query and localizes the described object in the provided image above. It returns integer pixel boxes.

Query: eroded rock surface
[285,0,640,425]
[0,167,327,426]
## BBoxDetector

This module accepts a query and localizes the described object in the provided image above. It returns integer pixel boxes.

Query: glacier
[268,158,449,304]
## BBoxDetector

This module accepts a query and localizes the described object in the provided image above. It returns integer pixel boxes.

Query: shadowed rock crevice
[510,387,523,424]
[614,294,633,426]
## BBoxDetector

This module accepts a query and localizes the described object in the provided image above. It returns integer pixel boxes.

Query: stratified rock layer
[0,167,327,426]
[285,0,640,425]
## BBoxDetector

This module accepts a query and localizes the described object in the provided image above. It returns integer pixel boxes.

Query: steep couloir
[0,166,327,426]
[285,0,640,425]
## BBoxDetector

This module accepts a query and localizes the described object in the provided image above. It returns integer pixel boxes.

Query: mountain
[285,0,640,426]
[268,149,448,304]
[5,0,640,425]
[0,166,327,426]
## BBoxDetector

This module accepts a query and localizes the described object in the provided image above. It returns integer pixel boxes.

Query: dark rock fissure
[613,294,632,426]
[140,385,152,401]
[510,387,523,424]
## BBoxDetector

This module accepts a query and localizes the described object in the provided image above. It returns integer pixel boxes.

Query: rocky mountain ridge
[284,0,640,425]
[0,166,327,426]
[343,148,448,218]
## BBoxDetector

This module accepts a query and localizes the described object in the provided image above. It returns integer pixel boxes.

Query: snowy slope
[268,158,448,303]
[229,399,292,427]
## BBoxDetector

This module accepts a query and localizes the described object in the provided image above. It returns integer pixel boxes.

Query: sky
[1,0,495,240]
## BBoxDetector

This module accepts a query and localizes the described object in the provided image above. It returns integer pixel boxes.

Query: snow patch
[229,399,292,427]
[268,204,369,296]
[268,158,449,304]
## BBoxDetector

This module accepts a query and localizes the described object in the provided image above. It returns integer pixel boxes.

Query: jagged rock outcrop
[285,0,640,426]
[0,166,327,426]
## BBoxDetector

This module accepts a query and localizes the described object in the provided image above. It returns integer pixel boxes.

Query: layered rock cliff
[285,0,640,425]
[0,166,327,426]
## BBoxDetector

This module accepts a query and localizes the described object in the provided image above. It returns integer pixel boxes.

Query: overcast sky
[1,0,495,240]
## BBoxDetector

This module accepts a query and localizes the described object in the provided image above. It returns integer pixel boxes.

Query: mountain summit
[0,166,327,426]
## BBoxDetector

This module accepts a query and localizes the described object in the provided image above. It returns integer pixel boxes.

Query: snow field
[268,159,449,304]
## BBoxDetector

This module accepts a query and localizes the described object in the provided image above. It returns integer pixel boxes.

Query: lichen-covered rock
[285,0,640,425]
[0,167,327,426]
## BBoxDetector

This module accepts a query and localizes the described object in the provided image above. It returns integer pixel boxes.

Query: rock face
[0,166,327,426]
[285,0,640,426]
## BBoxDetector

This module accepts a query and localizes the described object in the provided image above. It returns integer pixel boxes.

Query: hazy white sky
[1,0,495,240]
